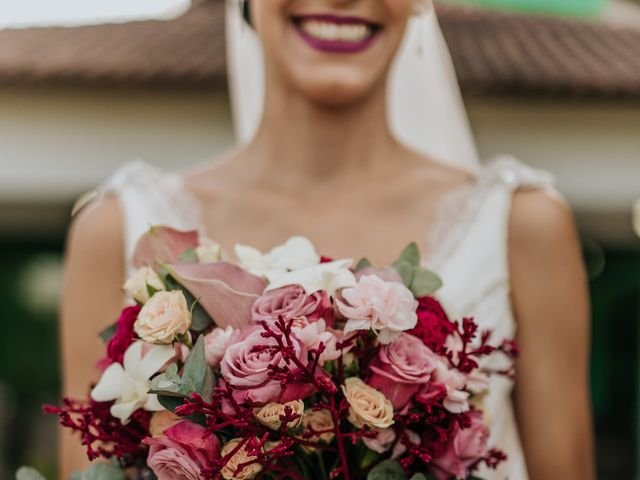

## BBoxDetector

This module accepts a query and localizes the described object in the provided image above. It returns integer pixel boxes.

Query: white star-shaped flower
[91,341,175,423]
[235,236,321,283]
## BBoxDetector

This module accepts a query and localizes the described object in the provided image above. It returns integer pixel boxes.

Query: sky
[0,0,191,28]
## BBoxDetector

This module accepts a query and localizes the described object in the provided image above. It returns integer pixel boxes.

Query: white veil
[225,1,479,169]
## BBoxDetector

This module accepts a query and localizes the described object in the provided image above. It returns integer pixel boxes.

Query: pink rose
[430,411,490,480]
[220,327,313,405]
[252,284,332,326]
[337,275,418,345]
[368,333,438,409]
[144,421,220,480]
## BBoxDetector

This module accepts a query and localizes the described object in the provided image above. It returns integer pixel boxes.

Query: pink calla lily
[133,226,199,270]
[165,261,266,329]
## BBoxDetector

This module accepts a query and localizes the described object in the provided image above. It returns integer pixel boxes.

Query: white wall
[0,86,235,203]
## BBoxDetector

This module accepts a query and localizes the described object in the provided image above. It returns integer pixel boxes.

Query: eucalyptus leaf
[397,242,421,267]
[178,247,199,263]
[391,259,415,287]
[82,462,126,480]
[16,467,46,480]
[158,394,186,413]
[180,336,214,401]
[355,257,373,272]
[367,460,407,480]
[410,267,443,297]
[409,474,428,480]
[98,323,117,344]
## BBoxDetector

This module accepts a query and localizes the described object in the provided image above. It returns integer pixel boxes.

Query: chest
[191,182,454,266]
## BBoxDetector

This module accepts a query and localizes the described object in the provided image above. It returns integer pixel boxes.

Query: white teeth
[300,20,372,42]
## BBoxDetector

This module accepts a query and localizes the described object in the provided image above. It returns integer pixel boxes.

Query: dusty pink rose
[337,275,418,345]
[204,326,235,367]
[368,333,439,409]
[144,421,220,480]
[432,361,470,414]
[220,327,313,405]
[430,411,490,480]
[252,284,332,326]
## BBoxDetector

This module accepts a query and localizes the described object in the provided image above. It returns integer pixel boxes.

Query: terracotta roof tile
[0,0,638,96]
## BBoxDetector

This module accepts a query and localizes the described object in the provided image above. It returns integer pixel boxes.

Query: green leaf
[367,460,407,480]
[178,247,199,263]
[355,257,372,272]
[83,462,126,480]
[180,336,214,401]
[98,323,117,344]
[410,267,443,297]
[16,467,46,480]
[146,282,162,300]
[409,474,428,480]
[158,394,186,413]
[397,242,421,267]
[164,274,213,332]
[391,259,415,287]
[149,363,183,397]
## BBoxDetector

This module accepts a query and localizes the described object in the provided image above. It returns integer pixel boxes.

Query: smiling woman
[0,0,189,28]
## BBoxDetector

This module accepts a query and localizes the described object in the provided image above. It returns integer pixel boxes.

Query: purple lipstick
[292,14,382,54]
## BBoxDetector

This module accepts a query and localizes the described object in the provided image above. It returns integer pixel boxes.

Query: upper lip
[291,14,382,29]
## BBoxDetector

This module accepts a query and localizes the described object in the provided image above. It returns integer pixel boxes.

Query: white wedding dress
[100,155,555,480]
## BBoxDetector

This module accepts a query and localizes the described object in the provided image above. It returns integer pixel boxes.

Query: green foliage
[68,461,126,480]
[98,323,117,344]
[367,460,406,480]
[16,467,46,480]
[391,243,443,297]
[178,247,199,263]
[355,257,373,272]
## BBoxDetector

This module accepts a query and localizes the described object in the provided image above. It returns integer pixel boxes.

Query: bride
[60,0,594,478]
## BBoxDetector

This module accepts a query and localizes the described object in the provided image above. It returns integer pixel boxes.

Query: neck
[242,78,406,188]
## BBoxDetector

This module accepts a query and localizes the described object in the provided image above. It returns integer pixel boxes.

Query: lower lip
[293,23,380,54]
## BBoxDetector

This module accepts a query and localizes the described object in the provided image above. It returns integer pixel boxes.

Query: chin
[289,67,381,108]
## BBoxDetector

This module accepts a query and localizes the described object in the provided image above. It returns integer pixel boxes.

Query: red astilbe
[44,397,150,462]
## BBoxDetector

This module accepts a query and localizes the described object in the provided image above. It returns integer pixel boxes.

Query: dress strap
[98,160,204,273]
[478,154,555,192]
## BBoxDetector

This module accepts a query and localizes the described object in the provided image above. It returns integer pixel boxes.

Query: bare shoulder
[66,193,124,266]
[508,188,579,258]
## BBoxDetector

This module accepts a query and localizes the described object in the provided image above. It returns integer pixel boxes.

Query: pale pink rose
[252,284,331,325]
[220,438,262,480]
[144,421,220,480]
[336,275,418,345]
[363,428,396,454]
[368,333,438,409]
[204,326,235,367]
[135,291,191,345]
[294,319,346,365]
[432,361,470,414]
[342,378,394,429]
[430,411,490,480]
[220,327,313,405]
[355,267,404,284]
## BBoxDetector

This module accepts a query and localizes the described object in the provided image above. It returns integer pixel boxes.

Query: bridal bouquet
[47,227,517,480]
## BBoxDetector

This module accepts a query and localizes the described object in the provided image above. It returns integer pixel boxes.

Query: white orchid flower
[235,236,321,282]
[91,341,175,423]
[266,259,356,295]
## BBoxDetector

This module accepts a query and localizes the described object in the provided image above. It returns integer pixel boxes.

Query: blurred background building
[0,0,638,478]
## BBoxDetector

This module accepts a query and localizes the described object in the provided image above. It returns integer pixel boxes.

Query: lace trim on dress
[426,155,555,270]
